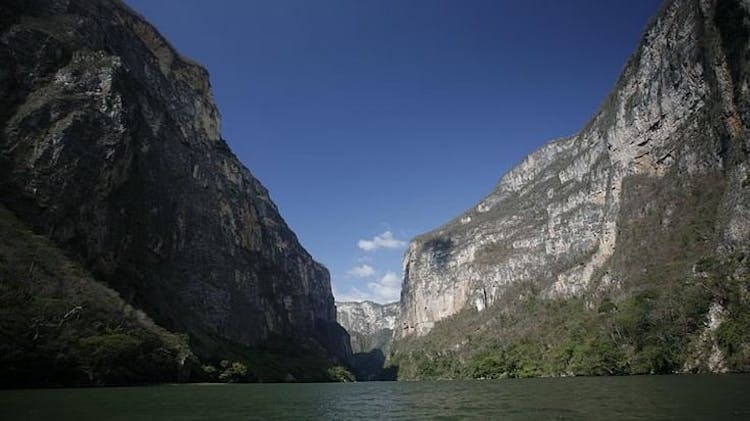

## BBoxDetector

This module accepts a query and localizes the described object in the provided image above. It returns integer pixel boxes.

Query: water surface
[2,375,749,420]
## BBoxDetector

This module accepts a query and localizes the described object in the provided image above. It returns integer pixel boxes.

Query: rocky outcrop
[0,0,351,366]
[397,0,750,341]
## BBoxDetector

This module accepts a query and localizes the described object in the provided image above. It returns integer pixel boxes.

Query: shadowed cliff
[0,0,352,383]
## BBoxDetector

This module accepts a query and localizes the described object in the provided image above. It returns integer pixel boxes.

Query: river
[2,374,749,420]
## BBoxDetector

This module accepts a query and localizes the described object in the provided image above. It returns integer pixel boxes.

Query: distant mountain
[337,301,399,353]
[393,0,750,379]
[0,0,351,385]
[337,301,399,380]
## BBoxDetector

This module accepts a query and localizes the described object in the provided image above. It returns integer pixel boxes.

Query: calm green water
[1,375,749,420]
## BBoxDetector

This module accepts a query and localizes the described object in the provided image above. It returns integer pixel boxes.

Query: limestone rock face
[0,0,351,364]
[337,300,399,380]
[397,0,750,339]
[337,301,398,353]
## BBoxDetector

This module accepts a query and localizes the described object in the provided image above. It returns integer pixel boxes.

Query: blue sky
[124,0,661,303]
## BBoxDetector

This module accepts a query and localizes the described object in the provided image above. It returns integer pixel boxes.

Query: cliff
[0,0,352,381]
[337,301,399,380]
[394,0,750,378]
[337,301,398,353]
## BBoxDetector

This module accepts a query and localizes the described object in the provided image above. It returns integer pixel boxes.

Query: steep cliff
[0,0,352,377]
[337,301,399,353]
[394,0,750,378]
[337,301,399,380]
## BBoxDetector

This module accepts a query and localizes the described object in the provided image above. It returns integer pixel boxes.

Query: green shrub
[79,334,143,384]
[326,365,355,382]
[218,361,248,382]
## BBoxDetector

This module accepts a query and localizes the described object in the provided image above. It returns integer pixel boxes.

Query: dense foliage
[0,205,354,386]
[194,334,355,383]
[0,206,193,387]
[391,255,748,380]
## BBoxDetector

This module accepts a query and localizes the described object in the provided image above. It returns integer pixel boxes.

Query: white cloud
[334,287,371,303]
[357,231,407,252]
[334,271,402,304]
[367,272,401,302]
[346,264,375,278]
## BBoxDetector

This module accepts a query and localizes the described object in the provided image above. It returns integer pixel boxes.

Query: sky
[124,0,662,303]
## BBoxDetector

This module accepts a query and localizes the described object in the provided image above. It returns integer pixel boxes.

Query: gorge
[336,300,399,380]
[1,0,749,389]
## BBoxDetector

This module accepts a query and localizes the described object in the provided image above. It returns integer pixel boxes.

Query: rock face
[337,301,398,353]
[337,301,399,380]
[0,0,351,365]
[398,0,749,340]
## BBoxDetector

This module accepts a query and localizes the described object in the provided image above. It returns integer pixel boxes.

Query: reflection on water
[2,374,749,420]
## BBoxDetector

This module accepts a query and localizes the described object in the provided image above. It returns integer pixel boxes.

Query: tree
[219,361,248,382]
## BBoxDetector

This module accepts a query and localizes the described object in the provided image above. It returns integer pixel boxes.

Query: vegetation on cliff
[0,205,192,387]
[0,0,353,386]
[0,204,354,386]
[392,170,750,379]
